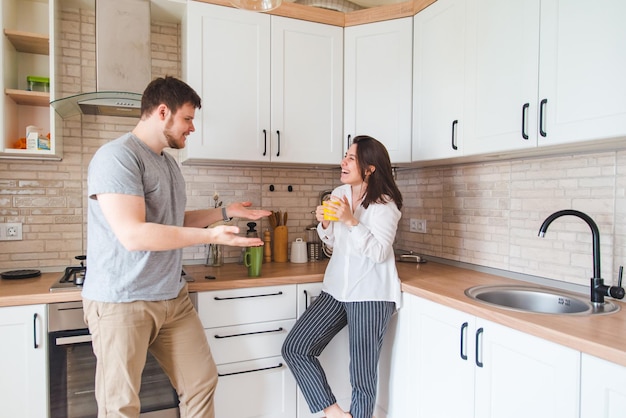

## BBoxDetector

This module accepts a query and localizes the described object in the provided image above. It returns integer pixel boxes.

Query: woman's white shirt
[317,184,402,307]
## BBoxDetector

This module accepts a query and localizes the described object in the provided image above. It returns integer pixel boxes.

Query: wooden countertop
[1,260,625,366]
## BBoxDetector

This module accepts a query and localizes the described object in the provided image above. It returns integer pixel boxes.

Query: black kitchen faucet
[538,209,625,304]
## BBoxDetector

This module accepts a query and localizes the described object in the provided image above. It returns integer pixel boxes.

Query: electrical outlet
[0,222,23,241]
[409,218,427,233]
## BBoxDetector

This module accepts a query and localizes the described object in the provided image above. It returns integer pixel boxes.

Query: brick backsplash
[395,151,626,287]
[1,5,626,290]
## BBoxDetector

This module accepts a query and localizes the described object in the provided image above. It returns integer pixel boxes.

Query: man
[82,76,270,417]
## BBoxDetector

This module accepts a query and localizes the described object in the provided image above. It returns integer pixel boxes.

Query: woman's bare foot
[323,403,352,418]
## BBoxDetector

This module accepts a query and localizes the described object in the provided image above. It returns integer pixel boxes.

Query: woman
[282,135,403,418]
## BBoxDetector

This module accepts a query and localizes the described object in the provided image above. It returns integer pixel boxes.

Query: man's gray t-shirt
[82,133,187,303]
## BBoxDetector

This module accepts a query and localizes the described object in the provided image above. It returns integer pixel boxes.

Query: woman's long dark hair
[352,135,403,210]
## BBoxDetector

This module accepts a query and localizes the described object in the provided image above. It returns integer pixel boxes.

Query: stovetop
[49,266,86,292]
[49,268,195,292]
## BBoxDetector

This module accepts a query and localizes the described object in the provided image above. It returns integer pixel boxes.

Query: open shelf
[4,29,49,55]
[5,89,49,107]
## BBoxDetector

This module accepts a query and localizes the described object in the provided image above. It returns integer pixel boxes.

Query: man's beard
[164,116,183,149]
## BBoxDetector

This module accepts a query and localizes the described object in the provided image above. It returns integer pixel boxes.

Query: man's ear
[157,103,169,120]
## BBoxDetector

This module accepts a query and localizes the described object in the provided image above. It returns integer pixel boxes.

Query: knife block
[273,226,288,262]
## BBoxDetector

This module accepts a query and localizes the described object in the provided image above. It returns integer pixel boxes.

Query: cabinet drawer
[197,285,297,328]
[207,319,295,365]
[215,356,296,418]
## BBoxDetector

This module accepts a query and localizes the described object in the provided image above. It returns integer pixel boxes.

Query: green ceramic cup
[244,246,263,277]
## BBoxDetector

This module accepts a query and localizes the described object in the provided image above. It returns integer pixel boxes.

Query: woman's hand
[321,196,358,228]
[315,204,330,229]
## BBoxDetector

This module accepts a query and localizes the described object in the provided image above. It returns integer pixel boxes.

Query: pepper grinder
[263,229,272,263]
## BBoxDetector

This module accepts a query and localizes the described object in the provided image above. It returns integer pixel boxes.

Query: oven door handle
[56,334,92,345]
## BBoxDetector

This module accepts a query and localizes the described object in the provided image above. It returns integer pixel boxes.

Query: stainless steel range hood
[51,0,151,118]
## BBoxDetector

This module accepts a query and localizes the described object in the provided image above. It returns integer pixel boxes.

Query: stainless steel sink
[465,284,620,315]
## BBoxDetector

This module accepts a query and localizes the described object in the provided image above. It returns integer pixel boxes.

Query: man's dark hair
[140,76,202,117]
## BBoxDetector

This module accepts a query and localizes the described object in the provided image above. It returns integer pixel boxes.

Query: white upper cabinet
[412,0,467,161]
[462,0,541,155]
[182,2,343,166]
[414,0,626,162]
[344,17,413,164]
[537,0,626,146]
[271,16,343,165]
[182,3,271,164]
[0,0,61,160]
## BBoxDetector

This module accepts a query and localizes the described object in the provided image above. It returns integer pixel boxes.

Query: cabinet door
[295,283,351,417]
[271,17,343,165]
[215,356,296,418]
[474,318,580,418]
[197,285,297,328]
[412,0,467,162]
[182,2,271,164]
[580,354,626,418]
[413,295,475,418]
[537,0,626,146]
[0,304,48,418]
[375,292,415,418]
[207,319,295,365]
[463,0,540,155]
[344,18,413,164]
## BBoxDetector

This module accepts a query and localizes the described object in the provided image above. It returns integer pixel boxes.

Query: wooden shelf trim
[5,89,50,107]
[4,29,49,55]
[195,0,438,26]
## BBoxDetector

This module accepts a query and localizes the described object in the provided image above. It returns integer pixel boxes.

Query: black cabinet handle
[214,291,283,301]
[276,130,280,157]
[460,322,468,360]
[347,134,351,150]
[451,120,458,150]
[263,129,267,156]
[539,98,548,137]
[218,363,283,377]
[475,327,484,368]
[33,313,39,349]
[215,327,284,339]
[521,103,530,140]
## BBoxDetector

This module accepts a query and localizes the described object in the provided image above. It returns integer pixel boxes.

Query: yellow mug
[322,200,339,221]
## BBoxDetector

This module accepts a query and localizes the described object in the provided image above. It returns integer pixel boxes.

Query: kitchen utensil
[290,238,308,263]
[246,222,258,238]
[268,212,277,229]
[1,269,41,280]
[263,230,272,262]
[397,254,427,263]
[244,246,263,277]
[273,226,288,262]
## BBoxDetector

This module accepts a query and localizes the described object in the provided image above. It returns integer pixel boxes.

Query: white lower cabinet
[0,304,48,418]
[197,285,297,418]
[296,282,352,417]
[580,354,626,418]
[398,294,581,418]
[375,292,413,418]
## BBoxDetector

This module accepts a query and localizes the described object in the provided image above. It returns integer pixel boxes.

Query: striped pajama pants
[282,291,395,418]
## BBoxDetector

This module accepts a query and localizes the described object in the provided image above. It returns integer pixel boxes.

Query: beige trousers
[83,284,217,418]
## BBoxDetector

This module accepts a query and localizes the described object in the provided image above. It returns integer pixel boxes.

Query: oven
[48,298,196,418]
